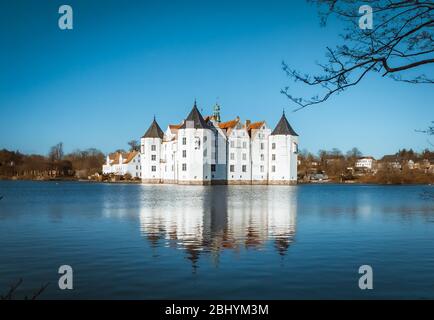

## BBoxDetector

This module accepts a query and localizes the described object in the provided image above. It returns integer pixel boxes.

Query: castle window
[272,143,276,149]
[230,153,235,160]
[182,150,187,158]
[194,137,200,149]
[293,142,298,154]
[242,153,247,161]
[151,145,156,151]
[182,137,187,145]
[260,143,264,150]
[260,154,264,161]
[151,155,156,161]
[230,141,235,148]
[272,154,276,161]
[242,141,247,149]
[272,165,276,172]
[151,166,156,172]
[230,165,235,172]
[242,165,247,172]
[204,136,207,142]
[211,165,216,172]
[203,148,207,157]
[182,163,187,171]
[260,165,264,173]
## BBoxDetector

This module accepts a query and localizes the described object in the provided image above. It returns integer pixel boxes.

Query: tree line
[0,143,105,180]
[298,147,434,184]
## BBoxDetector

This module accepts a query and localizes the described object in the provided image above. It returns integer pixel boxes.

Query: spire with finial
[213,101,221,123]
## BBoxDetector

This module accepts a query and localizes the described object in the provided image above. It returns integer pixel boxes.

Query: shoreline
[0,177,432,186]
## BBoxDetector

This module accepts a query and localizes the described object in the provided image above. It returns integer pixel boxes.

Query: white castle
[137,101,299,185]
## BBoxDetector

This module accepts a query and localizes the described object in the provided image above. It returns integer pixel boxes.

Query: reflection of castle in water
[139,186,297,268]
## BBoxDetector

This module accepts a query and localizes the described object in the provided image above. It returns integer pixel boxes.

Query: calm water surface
[0,181,433,299]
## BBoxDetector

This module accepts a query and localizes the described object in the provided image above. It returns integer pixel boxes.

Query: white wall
[227,124,251,182]
[161,140,177,182]
[102,153,141,178]
[126,154,142,178]
[251,125,271,182]
[268,135,298,183]
[141,137,162,182]
[177,127,212,183]
[209,121,227,182]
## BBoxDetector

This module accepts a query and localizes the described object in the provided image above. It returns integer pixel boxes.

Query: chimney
[246,119,251,128]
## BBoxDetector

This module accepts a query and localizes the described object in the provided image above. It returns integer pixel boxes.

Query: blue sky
[1,0,432,158]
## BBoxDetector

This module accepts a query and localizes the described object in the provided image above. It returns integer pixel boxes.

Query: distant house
[407,159,416,169]
[421,159,434,173]
[379,155,402,170]
[355,157,375,170]
[102,151,141,178]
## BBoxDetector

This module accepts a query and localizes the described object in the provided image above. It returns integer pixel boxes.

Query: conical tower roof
[271,112,298,136]
[143,117,164,139]
[180,100,210,129]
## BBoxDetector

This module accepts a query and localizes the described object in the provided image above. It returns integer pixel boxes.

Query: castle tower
[177,101,213,185]
[268,111,299,184]
[141,117,164,183]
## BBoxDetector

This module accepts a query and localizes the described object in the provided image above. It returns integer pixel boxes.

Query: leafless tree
[419,121,434,135]
[416,120,434,145]
[127,140,140,152]
[48,142,64,162]
[0,278,49,300]
[282,0,434,110]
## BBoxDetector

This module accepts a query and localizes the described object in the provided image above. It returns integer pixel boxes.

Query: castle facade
[140,101,299,185]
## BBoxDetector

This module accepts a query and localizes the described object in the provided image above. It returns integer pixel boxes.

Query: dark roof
[143,118,164,139]
[180,101,210,129]
[271,112,298,136]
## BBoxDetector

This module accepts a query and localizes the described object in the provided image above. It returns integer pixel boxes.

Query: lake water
[0,181,433,299]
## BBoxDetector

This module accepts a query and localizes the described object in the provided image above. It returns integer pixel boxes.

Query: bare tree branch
[284,0,434,110]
